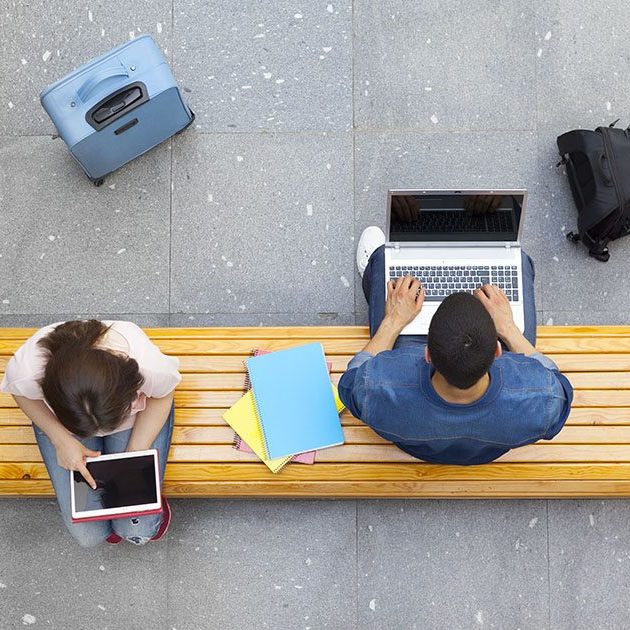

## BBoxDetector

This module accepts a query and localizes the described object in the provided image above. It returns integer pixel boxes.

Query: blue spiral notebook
[246,342,344,459]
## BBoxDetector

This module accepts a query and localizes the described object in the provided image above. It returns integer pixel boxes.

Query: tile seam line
[355,500,359,630]
[546,500,551,629]
[0,128,537,139]
[168,0,176,324]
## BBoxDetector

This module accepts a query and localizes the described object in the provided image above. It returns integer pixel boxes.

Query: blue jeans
[34,405,174,547]
[362,246,538,347]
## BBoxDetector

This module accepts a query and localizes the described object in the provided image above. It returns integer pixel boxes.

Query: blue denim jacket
[338,347,573,465]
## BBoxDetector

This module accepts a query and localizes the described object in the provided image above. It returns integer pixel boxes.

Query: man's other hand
[384,276,425,331]
[473,284,516,339]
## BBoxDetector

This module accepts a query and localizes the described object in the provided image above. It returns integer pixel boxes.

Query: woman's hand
[54,434,100,489]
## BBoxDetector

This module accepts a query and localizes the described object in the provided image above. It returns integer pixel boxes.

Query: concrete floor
[1,1,630,628]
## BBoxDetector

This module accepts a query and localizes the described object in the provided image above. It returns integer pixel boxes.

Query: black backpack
[557,122,630,262]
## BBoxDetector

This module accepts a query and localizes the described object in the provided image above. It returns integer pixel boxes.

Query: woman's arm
[13,396,100,488]
[126,393,174,452]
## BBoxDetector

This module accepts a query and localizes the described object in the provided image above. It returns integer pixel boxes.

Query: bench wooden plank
[5,389,629,409]
[3,324,630,341]
[8,462,630,482]
[1,406,629,428]
[6,443,630,464]
[6,424,630,446]
[2,478,630,498]
[4,335,630,356]
[9,353,630,374]
[7,369,630,391]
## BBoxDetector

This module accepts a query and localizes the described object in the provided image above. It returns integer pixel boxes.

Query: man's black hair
[427,293,498,390]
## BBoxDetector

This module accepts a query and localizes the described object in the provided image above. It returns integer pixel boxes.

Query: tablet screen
[72,453,158,513]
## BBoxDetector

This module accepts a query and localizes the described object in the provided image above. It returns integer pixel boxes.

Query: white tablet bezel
[70,448,161,521]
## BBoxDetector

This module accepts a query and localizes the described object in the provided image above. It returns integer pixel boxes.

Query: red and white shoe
[106,533,123,544]
[151,496,171,542]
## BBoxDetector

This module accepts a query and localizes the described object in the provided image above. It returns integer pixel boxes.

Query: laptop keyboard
[388,265,519,302]
[392,210,515,233]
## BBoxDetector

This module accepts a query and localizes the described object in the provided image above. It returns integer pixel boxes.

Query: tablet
[70,449,162,523]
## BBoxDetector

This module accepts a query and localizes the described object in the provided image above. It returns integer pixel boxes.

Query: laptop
[385,189,527,335]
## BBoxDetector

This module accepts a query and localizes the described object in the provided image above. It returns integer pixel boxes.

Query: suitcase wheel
[93,178,105,187]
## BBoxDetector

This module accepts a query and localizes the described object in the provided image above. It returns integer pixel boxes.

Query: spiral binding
[232,432,242,450]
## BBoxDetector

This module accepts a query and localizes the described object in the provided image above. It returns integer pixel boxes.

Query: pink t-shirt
[0,320,181,436]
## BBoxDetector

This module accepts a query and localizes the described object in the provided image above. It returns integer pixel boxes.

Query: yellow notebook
[223,384,345,474]
[224,390,291,473]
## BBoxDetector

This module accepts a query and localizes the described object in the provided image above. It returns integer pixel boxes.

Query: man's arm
[474,284,558,368]
[339,276,425,415]
[474,284,574,436]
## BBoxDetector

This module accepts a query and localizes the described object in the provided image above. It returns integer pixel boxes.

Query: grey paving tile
[171,132,354,315]
[358,500,549,630]
[534,0,630,132]
[0,136,171,314]
[166,499,357,630]
[354,1,536,131]
[548,500,630,630]
[0,2,172,136]
[0,313,170,328]
[0,499,168,630]
[169,312,355,327]
[173,0,352,132]
[353,130,539,317]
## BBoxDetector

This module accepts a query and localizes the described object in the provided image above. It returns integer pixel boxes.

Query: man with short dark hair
[338,227,573,465]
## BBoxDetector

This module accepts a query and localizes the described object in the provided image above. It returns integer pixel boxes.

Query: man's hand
[385,276,425,332]
[473,284,516,339]
[54,434,100,489]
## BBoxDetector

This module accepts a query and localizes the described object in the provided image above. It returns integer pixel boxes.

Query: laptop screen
[387,191,524,243]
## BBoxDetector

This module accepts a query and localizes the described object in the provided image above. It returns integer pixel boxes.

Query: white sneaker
[356,226,386,278]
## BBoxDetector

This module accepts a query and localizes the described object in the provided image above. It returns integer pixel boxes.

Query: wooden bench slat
[0,326,372,341]
[6,425,630,446]
[3,335,630,356]
[9,352,630,374]
[3,324,630,341]
[8,461,630,482]
[6,388,629,410]
[6,443,630,464]
[548,355,630,372]
[5,369,630,392]
[1,407,629,428]
[3,478,630,498]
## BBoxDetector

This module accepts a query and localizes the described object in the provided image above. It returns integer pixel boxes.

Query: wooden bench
[2,325,630,498]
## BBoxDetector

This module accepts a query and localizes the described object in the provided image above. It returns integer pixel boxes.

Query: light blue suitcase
[40,35,194,185]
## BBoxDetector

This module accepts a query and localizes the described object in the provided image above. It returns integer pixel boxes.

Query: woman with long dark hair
[0,320,181,547]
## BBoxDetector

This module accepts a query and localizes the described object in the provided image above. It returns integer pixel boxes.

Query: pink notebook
[233,348,320,465]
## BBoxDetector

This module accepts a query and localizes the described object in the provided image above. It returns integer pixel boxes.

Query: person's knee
[369,244,386,266]
[65,522,108,548]
[112,516,160,545]
[522,250,535,274]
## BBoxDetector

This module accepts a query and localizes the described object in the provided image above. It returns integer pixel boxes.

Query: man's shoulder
[495,352,558,391]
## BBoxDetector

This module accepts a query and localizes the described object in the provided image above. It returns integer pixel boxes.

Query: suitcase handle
[77,65,130,102]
